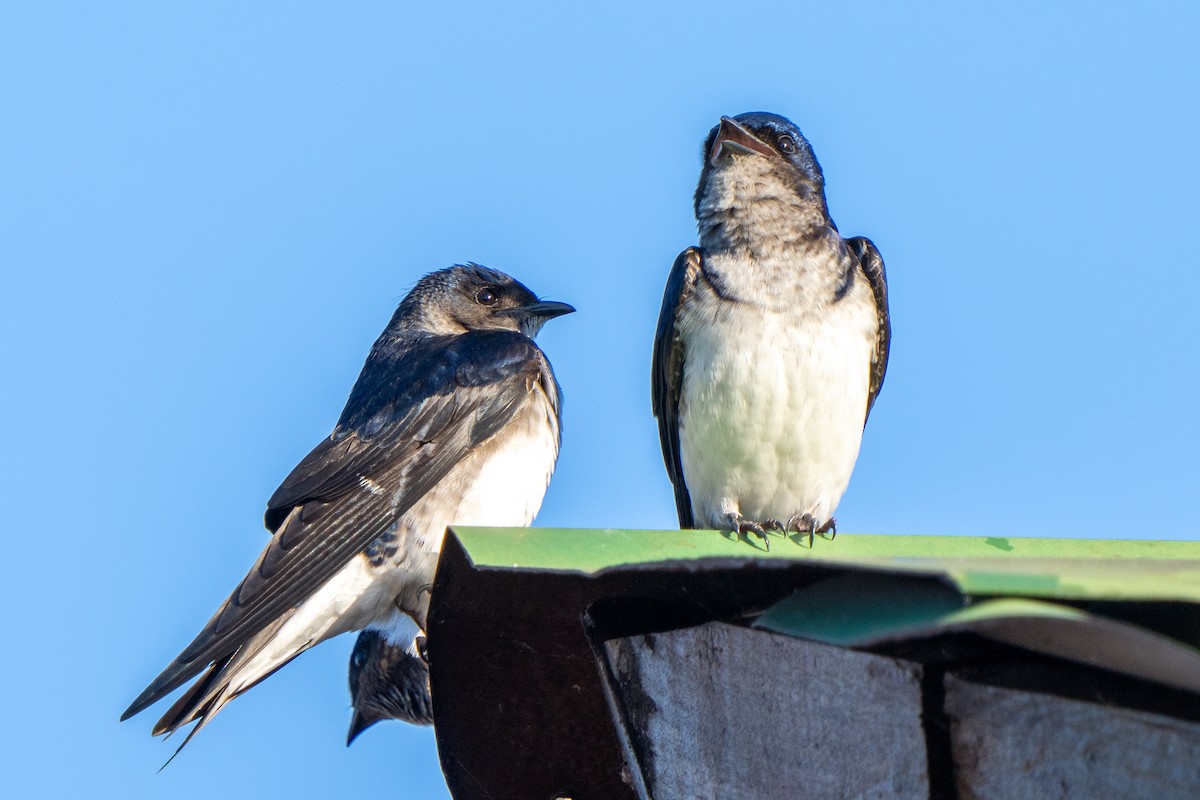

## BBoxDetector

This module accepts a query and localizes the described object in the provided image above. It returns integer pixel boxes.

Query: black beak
[710,116,774,165]
[346,709,379,746]
[507,300,576,320]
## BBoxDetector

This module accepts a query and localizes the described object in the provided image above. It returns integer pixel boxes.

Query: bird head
[347,627,434,745]
[396,264,575,338]
[694,112,827,219]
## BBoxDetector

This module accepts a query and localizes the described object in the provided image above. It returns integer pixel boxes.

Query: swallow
[652,112,890,548]
[346,613,432,744]
[123,264,572,754]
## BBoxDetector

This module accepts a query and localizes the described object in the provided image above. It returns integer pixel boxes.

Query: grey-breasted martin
[346,612,432,744]
[652,112,890,548]
[122,264,572,751]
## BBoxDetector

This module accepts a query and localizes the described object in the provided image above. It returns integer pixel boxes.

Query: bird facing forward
[652,112,890,547]
[122,264,572,752]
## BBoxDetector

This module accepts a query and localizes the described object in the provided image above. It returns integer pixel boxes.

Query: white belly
[677,294,875,529]
[384,398,560,624]
[226,392,559,690]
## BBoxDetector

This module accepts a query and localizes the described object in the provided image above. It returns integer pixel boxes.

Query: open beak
[710,116,775,166]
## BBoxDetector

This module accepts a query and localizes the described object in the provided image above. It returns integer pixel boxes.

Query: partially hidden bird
[652,112,890,548]
[346,614,432,745]
[122,264,573,754]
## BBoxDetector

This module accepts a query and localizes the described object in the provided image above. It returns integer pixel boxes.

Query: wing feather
[123,330,553,721]
[847,236,890,421]
[651,248,703,528]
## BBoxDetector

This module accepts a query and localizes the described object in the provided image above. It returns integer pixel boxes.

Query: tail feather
[151,654,234,736]
[127,546,388,760]
[149,611,304,751]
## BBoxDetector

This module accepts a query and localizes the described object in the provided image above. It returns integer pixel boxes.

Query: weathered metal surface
[947,672,1200,799]
[427,528,1200,799]
[426,531,848,800]
[605,623,929,800]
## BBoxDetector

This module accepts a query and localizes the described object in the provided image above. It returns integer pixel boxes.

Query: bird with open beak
[653,112,890,548]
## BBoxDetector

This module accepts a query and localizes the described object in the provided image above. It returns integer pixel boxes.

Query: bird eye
[475,287,499,306]
[778,135,797,154]
[352,651,367,668]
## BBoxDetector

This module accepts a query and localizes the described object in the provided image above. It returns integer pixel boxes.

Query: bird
[346,612,433,745]
[122,263,573,754]
[652,112,890,549]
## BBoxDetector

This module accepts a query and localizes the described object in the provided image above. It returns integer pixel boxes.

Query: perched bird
[346,613,432,745]
[122,264,572,753]
[652,112,890,548]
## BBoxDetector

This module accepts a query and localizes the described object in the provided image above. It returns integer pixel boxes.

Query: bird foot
[818,518,837,540]
[725,513,771,551]
[415,635,429,665]
[781,514,837,546]
[786,513,818,547]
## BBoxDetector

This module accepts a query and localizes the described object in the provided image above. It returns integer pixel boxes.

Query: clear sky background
[3,2,1198,797]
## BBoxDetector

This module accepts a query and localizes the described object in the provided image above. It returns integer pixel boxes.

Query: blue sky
[3,2,1198,797]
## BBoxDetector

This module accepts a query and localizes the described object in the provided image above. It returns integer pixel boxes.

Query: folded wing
[123,330,554,722]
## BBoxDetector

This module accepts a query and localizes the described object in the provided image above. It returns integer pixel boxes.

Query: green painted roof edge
[447,527,1200,602]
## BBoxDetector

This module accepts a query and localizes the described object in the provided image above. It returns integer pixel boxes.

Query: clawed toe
[785,513,814,546]
[725,514,771,551]
[722,512,836,551]
[783,513,837,547]
[739,520,770,551]
[415,635,430,665]
[817,518,837,540]
[785,513,815,533]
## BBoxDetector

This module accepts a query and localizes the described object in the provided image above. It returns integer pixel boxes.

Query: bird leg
[725,513,771,551]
